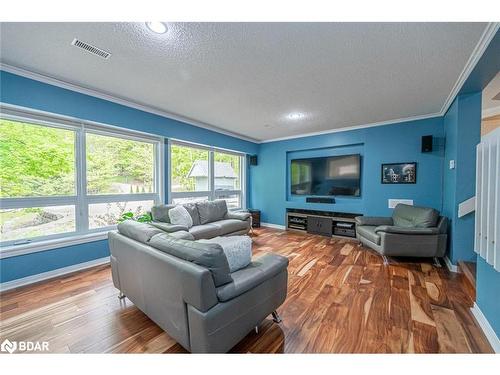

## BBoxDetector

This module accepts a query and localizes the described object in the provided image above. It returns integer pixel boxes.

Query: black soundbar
[306,197,335,204]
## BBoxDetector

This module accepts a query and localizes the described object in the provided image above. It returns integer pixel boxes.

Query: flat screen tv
[290,154,361,197]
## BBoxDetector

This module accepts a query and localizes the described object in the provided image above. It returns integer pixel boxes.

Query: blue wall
[0,70,259,283]
[442,92,481,264]
[0,240,110,282]
[251,117,444,225]
[476,257,500,336]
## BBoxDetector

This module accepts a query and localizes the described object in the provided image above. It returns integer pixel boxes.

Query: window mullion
[76,126,89,234]
[0,196,77,210]
[241,155,247,209]
[167,139,172,204]
[209,150,215,201]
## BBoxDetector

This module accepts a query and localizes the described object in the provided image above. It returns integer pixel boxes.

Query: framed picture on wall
[381,162,417,184]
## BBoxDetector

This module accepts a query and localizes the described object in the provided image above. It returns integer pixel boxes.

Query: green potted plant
[117,211,152,223]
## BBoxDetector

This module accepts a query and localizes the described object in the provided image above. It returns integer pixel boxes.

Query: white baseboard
[0,256,110,292]
[470,302,500,353]
[444,256,458,273]
[261,222,286,230]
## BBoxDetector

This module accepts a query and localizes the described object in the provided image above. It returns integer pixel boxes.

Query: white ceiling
[0,22,491,142]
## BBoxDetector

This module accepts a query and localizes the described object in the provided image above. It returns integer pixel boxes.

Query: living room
[1,1,499,373]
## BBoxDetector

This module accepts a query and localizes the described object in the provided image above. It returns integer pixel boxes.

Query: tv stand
[286,208,362,239]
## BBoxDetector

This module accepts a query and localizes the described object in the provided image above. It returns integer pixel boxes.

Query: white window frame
[168,139,246,210]
[0,104,164,255]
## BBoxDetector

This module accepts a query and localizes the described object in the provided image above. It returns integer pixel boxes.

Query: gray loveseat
[355,204,448,262]
[150,200,251,240]
[109,220,288,353]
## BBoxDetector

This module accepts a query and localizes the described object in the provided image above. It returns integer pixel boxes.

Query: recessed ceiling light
[286,112,305,120]
[146,22,168,34]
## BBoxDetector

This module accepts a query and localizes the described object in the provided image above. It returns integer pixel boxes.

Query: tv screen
[291,154,361,196]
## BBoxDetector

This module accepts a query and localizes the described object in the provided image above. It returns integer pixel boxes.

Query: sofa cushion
[196,200,228,224]
[225,211,251,221]
[212,219,249,235]
[168,205,194,228]
[117,220,164,244]
[189,223,221,240]
[167,230,195,241]
[199,236,252,272]
[215,253,288,301]
[392,204,439,228]
[149,233,232,287]
[183,203,201,226]
[150,221,188,233]
[151,204,175,223]
[356,225,381,245]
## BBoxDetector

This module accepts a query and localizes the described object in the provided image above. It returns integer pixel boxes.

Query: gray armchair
[355,204,448,262]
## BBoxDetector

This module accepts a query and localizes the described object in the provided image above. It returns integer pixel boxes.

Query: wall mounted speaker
[249,155,258,165]
[421,135,433,152]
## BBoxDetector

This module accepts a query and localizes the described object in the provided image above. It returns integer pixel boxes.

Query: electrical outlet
[388,199,414,209]
[449,160,455,169]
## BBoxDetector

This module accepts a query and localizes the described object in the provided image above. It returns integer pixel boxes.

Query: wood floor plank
[431,305,471,353]
[0,227,493,353]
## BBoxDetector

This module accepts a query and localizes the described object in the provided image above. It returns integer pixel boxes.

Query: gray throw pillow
[183,203,201,226]
[151,204,175,223]
[197,200,228,224]
[149,233,232,286]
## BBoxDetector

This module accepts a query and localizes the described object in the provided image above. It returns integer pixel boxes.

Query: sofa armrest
[180,262,219,312]
[375,225,439,235]
[215,253,289,302]
[150,221,188,233]
[225,211,251,221]
[355,216,393,226]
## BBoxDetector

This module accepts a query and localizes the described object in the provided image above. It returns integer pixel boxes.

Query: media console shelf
[286,208,362,239]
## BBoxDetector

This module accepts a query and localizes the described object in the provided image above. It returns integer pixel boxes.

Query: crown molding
[440,22,499,116]
[260,112,441,143]
[0,63,260,144]
[1,23,497,145]
[482,106,500,119]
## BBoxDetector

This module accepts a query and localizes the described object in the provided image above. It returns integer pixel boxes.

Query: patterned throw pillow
[168,205,194,228]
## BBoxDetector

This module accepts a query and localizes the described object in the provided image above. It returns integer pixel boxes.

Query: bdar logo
[1,339,17,353]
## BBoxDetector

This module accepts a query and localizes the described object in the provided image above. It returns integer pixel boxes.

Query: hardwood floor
[0,227,493,353]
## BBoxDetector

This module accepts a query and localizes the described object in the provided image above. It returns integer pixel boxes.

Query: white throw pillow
[199,235,252,272]
[168,205,193,228]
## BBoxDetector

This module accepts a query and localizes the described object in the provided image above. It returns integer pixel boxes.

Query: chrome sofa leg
[382,255,389,266]
[254,326,259,334]
[118,291,126,299]
[271,311,282,323]
[357,241,363,247]
[433,257,442,268]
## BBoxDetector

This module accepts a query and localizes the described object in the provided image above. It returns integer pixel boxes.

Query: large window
[0,109,162,247]
[169,141,245,209]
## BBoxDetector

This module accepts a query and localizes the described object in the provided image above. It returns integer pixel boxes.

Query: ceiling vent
[71,38,111,60]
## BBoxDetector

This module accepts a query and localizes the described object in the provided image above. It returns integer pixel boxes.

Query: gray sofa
[150,200,251,240]
[355,204,448,261]
[109,220,288,353]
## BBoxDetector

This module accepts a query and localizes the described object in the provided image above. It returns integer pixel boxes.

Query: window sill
[0,231,110,259]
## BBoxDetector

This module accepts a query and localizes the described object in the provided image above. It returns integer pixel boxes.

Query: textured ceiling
[0,22,489,141]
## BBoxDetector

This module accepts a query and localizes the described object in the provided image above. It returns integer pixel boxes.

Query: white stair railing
[474,127,500,271]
